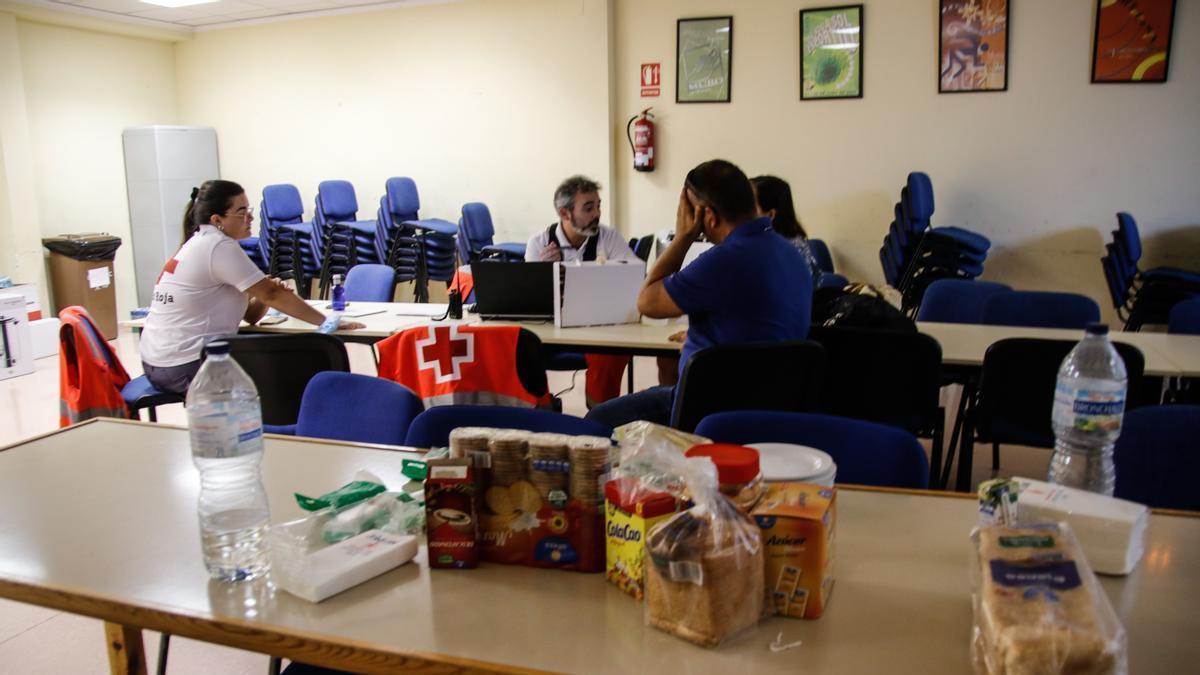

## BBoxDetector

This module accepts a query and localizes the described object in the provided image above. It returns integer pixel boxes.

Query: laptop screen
[472,261,555,318]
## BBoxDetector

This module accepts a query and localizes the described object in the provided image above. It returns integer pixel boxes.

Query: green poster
[801,6,863,100]
[677,17,732,103]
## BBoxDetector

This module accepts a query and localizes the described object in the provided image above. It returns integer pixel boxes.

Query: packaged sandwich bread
[971,523,1126,675]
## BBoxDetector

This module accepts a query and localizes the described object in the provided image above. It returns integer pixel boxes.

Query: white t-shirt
[140,225,266,367]
[524,223,638,263]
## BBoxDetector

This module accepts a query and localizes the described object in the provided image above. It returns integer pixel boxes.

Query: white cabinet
[122,126,219,306]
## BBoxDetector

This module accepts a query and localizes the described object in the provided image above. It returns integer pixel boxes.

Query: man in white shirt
[524,176,640,407]
[525,176,638,263]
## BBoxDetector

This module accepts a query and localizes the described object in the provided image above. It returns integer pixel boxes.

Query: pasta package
[971,523,1126,675]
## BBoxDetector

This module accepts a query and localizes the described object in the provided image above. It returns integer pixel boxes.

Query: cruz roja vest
[58,306,133,427]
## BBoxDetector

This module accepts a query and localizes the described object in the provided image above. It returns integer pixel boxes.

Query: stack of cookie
[528,433,571,500]
[449,427,492,460]
[488,430,529,487]
[568,435,614,506]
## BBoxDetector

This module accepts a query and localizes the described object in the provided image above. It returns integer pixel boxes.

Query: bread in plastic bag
[644,456,764,647]
[971,522,1126,675]
[612,420,708,497]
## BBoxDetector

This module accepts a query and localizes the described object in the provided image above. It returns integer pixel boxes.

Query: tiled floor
[0,329,1053,673]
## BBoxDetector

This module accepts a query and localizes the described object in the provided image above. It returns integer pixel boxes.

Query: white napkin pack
[1015,477,1149,575]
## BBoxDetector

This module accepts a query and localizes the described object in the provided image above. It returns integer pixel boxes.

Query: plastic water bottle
[331,273,346,313]
[186,341,271,581]
[1048,324,1127,496]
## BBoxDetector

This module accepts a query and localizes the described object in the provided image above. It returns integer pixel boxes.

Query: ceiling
[20,0,453,31]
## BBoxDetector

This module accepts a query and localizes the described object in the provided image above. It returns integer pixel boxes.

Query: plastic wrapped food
[971,523,1126,675]
[644,456,764,647]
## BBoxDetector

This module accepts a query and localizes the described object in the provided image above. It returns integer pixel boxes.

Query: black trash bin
[43,234,123,339]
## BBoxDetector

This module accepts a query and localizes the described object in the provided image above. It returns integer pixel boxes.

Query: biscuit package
[971,523,1126,675]
[458,428,612,572]
[424,458,478,569]
[644,456,764,647]
[751,482,836,619]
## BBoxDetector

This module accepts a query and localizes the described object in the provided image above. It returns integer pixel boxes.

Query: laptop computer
[471,261,555,320]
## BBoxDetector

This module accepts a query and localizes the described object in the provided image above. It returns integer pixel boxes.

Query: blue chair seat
[482,242,527,258]
[545,351,588,371]
[121,375,185,422]
[402,218,458,236]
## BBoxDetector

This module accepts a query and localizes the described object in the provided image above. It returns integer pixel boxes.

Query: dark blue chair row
[917,279,1100,330]
[1100,212,1199,331]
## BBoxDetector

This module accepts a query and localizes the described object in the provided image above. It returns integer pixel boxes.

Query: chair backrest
[633,234,655,262]
[295,372,423,446]
[343,263,396,302]
[982,290,1100,330]
[384,177,421,223]
[917,279,1012,324]
[975,338,1145,448]
[1099,254,1129,310]
[906,172,935,224]
[807,239,835,273]
[205,334,350,425]
[694,411,929,489]
[808,326,942,433]
[317,180,360,222]
[1114,405,1200,510]
[458,202,496,262]
[1115,211,1142,264]
[671,341,826,433]
[261,184,305,225]
[404,405,612,448]
[1168,297,1200,335]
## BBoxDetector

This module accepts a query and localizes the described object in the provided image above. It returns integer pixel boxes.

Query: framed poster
[938,0,1009,93]
[800,5,863,100]
[1091,0,1176,83]
[676,16,732,103]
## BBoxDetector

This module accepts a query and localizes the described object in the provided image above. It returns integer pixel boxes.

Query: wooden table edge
[0,575,556,675]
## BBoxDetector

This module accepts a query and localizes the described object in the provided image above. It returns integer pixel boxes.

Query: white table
[1,420,1197,674]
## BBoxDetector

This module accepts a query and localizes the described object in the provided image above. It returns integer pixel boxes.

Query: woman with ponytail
[140,180,361,394]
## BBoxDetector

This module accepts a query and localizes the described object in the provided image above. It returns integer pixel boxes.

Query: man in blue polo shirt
[586,159,812,427]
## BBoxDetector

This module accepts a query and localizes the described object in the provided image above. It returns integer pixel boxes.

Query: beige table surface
[1,420,1196,674]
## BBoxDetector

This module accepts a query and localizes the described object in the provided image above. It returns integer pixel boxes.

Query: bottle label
[189,405,264,459]
[1052,380,1125,433]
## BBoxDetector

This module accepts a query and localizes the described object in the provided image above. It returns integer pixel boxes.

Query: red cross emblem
[156,257,179,284]
[415,325,475,384]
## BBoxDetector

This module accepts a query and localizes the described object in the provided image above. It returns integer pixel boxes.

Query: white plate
[747,443,836,483]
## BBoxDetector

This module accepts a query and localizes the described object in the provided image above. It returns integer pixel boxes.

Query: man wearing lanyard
[525,176,640,408]
[586,159,813,428]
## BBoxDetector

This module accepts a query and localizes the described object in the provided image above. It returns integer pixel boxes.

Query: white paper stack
[1015,477,1149,575]
[273,529,418,603]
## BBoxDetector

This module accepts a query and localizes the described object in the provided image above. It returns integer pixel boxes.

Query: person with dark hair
[751,175,823,286]
[585,160,813,427]
[525,175,638,263]
[139,180,362,394]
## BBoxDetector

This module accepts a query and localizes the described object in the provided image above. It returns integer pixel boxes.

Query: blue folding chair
[261,184,320,295]
[916,279,1012,324]
[294,372,423,446]
[121,375,185,422]
[694,411,929,489]
[343,264,396,303]
[981,290,1100,330]
[314,180,381,297]
[404,405,611,448]
[457,202,526,263]
[1114,405,1200,511]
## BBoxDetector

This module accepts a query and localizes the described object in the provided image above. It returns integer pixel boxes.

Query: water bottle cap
[206,340,230,355]
[1085,323,1109,336]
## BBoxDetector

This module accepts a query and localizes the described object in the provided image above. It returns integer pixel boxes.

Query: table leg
[104,622,147,675]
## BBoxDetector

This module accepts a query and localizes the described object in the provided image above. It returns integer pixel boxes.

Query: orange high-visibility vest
[58,306,133,427]
[377,324,543,408]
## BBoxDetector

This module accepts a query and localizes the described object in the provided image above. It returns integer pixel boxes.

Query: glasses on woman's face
[224,207,254,220]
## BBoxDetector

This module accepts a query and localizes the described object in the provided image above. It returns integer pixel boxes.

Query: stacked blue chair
[260,184,320,297]
[238,235,269,273]
[313,180,381,298]
[880,172,991,313]
[377,177,459,302]
[1100,212,1199,330]
[457,202,526,263]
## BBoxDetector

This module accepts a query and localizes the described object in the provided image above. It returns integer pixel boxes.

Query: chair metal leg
[627,359,634,395]
[929,412,945,489]
[267,656,282,675]
[156,633,170,675]
[954,392,977,492]
[991,442,1001,472]
[148,406,158,423]
[941,380,974,489]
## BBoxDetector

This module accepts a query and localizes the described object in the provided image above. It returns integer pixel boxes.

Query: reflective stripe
[61,400,132,424]
[423,392,534,409]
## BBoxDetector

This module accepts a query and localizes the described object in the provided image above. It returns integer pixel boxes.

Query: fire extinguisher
[626,108,655,172]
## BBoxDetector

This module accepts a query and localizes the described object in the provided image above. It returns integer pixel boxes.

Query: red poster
[1092,0,1176,83]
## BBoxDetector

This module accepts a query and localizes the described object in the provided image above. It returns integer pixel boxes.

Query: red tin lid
[604,477,679,517]
[686,443,761,485]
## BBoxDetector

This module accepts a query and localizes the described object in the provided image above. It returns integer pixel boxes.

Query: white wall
[613,0,1200,321]
[174,0,614,246]
[0,13,45,307]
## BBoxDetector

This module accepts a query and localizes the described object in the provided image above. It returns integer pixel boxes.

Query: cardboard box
[752,483,837,619]
[29,318,60,359]
[604,478,683,599]
[424,459,479,569]
[45,239,118,339]
[0,294,35,381]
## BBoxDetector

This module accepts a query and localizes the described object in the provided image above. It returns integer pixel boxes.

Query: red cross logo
[156,258,179,284]
[416,325,475,384]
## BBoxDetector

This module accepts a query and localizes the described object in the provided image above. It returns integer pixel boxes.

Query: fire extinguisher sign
[640,63,661,97]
